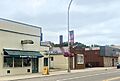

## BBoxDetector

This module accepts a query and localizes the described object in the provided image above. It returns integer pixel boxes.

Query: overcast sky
[0,0,120,45]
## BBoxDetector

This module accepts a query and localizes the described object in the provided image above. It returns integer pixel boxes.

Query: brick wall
[84,50,104,67]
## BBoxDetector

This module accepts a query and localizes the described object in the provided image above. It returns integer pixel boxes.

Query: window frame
[77,54,84,64]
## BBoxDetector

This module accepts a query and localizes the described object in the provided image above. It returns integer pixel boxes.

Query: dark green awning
[3,49,43,58]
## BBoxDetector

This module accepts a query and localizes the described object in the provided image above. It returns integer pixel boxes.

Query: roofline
[0,18,42,29]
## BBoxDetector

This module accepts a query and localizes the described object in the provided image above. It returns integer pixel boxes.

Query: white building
[0,18,43,76]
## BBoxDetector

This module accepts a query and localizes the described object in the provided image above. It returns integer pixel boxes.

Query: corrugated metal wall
[100,46,120,57]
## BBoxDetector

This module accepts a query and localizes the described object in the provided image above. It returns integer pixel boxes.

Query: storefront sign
[21,40,34,44]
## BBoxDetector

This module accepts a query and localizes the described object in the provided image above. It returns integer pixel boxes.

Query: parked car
[117,63,120,69]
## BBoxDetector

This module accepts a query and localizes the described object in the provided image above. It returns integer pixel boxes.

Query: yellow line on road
[103,77,120,81]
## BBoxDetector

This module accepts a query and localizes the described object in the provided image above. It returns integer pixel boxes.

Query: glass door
[32,58,38,73]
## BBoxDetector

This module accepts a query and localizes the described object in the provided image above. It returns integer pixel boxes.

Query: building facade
[100,46,119,67]
[84,47,104,67]
[46,46,120,70]
[48,47,68,70]
[0,18,43,76]
[45,46,85,70]
[84,46,119,67]
[70,47,85,69]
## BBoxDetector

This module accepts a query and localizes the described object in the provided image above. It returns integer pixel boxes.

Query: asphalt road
[15,69,120,81]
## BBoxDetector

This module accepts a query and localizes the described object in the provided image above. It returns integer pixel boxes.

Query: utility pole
[67,0,73,72]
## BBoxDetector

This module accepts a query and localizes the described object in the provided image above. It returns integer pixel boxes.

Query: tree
[53,42,89,48]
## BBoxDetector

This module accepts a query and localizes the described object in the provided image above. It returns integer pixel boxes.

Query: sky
[0,0,120,45]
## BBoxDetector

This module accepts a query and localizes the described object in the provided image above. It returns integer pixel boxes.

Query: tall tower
[59,35,63,46]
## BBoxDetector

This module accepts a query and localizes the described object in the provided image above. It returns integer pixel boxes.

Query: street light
[67,0,73,72]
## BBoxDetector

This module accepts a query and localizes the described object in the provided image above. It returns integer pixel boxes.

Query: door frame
[32,58,38,73]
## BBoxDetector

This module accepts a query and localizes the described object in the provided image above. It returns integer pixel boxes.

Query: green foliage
[91,44,100,47]
[53,42,101,48]
[53,42,90,48]
[54,42,68,47]
[73,42,89,48]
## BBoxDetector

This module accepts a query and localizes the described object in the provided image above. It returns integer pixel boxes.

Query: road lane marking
[103,77,120,81]
[56,71,119,81]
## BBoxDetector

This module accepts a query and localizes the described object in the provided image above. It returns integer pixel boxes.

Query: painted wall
[0,19,41,36]
[39,58,44,73]
[103,57,118,67]
[118,57,120,63]
[103,57,112,67]
[49,55,68,69]
[1,67,32,76]
[84,50,104,67]
[0,31,41,51]
[0,19,42,76]
[100,46,120,57]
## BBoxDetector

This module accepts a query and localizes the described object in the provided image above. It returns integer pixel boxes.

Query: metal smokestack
[59,35,63,45]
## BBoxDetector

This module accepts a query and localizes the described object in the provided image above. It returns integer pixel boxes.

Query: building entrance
[32,58,38,73]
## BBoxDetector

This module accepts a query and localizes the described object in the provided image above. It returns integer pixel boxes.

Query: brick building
[71,46,120,69]
[84,46,120,67]
[84,47,104,67]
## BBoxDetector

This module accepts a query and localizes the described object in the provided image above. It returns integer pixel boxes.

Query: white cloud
[72,0,120,14]
[0,0,120,45]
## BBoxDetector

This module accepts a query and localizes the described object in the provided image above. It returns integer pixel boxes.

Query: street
[15,69,120,81]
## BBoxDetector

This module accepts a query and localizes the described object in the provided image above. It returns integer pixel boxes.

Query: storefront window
[4,56,31,67]
[77,54,84,64]
[23,58,31,67]
[4,56,13,67]
[14,57,22,67]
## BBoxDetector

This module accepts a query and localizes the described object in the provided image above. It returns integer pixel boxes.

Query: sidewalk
[0,67,116,81]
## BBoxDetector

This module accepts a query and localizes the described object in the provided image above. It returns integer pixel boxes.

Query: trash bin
[42,66,49,75]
